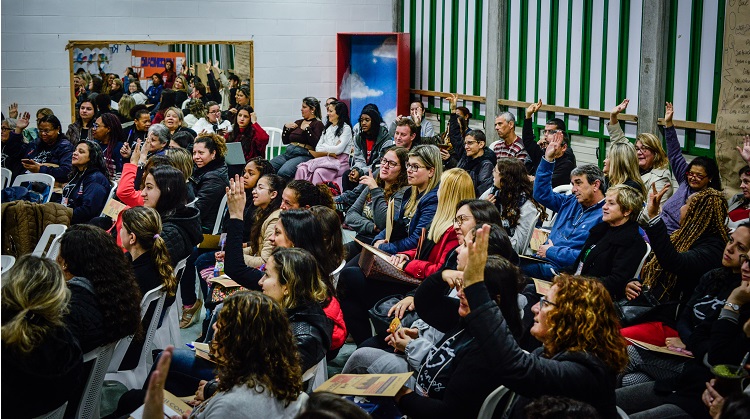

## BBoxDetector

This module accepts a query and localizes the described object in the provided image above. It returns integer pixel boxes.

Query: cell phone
[437,144,451,150]
[21,159,33,164]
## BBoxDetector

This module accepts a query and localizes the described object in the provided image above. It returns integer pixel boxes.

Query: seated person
[192,101,232,136]
[340,106,393,193]
[434,225,628,418]
[728,164,750,230]
[522,100,576,186]
[295,101,354,185]
[620,223,750,386]
[1,255,83,418]
[388,100,435,140]
[568,184,647,300]
[602,138,648,199]
[521,135,605,280]
[451,129,495,197]
[61,140,112,224]
[3,113,73,183]
[481,157,545,254]
[621,186,729,345]
[271,97,325,179]
[137,292,310,418]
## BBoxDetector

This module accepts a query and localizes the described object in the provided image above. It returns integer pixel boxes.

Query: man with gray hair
[521,133,605,280]
[493,111,528,162]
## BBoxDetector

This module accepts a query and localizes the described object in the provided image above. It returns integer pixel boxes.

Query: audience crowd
[2,63,750,419]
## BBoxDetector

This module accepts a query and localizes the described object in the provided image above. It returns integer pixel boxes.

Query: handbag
[356,239,421,286]
[614,288,661,327]
[368,295,420,336]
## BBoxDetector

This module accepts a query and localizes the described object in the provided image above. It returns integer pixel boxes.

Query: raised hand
[15,111,30,132]
[226,174,247,220]
[448,93,458,112]
[526,99,543,119]
[544,131,565,161]
[142,346,176,419]
[664,102,674,128]
[737,135,750,164]
[8,102,18,119]
[130,140,142,165]
[647,183,670,219]
[610,99,629,125]
[462,224,490,288]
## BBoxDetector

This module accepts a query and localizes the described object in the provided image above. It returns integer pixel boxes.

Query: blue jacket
[374,185,439,254]
[3,132,74,182]
[62,169,111,224]
[533,158,603,268]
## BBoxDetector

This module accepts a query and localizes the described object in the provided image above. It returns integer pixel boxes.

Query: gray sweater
[190,385,308,418]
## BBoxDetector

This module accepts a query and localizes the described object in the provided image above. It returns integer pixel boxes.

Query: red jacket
[322,296,347,350]
[399,227,459,279]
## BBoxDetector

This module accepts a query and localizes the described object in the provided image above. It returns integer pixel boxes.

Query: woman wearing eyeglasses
[443,224,629,418]
[650,103,721,234]
[4,113,73,184]
[343,147,409,260]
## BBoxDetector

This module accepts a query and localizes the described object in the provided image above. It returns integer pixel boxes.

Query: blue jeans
[153,348,217,396]
[520,259,558,280]
[270,144,312,178]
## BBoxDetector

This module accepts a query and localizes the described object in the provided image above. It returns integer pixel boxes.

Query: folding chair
[153,257,188,350]
[331,259,346,289]
[32,224,68,258]
[212,194,229,234]
[99,181,119,216]
[1,167,11,189]
[32,402,68,419]
[1,255,16,276]
[76,343,117,419]
[12,173,56,203]
[477,385,516,419]
[106,285,166,389]
[264,127,285,160]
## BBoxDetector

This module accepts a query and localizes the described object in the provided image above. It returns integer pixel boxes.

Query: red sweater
[399,227,459,279]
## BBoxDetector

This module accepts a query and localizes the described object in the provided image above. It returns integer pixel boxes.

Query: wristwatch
[725,302,741,311]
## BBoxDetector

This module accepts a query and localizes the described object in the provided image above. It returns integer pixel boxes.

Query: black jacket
[522,117,576,187]
[188,158,229,233]
[2,131,74,182]
[462,282,620,419]
[570,220,647,300]
[223,218,263,291]
[65,277,106,354]
[458,151,496,197]
[131,251,162,296]
[61,168,111,225]
[161,205,203,265]
[288,302,333,372]
[1,324,83,418]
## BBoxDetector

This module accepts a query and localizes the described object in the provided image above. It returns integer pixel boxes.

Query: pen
[185,343,195,350]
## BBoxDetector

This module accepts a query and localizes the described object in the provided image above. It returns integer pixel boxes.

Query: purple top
[661,126,691,234]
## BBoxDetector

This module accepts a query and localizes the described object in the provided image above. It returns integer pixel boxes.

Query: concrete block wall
[0,0,393,130]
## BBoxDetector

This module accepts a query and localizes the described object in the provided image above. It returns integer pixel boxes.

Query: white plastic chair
[12,173,56,203]
[518,213,540,255]
[303,357,328,393]
[488,140,501,152]
[331,259,346,289]
[477,385,516,419]
[99,181,119,216]
[1,255,16,276]
[153,257,188,350]
[264,127,284,160]
[32,224,68,258]
[32,401,68,419]
[541,184,574,228]
[77,342,116,419]
[617,406,630,418]
[1,167,11,189]
[106,285,166,389]
[632,242,651,280]
[212,194,229,234]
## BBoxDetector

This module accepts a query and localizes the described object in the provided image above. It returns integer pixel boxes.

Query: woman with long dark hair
[294,101,353,184]
[271,97,325,178]
[66,98,97,143]
[481,157,546,253]
[189,133,230,232]
[91,112,125,178]
[226,105,270,162]
[61,140,111,224]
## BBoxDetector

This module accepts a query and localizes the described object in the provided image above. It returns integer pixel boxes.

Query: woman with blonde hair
[446,225,629,418]
[118,94,136,126]
[609,99,674,205]
[603,139,648,200]
[1,255,83,418]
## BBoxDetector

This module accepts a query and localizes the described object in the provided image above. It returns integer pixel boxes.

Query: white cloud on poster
[339,69,383,99]
[382,108,397,125]
[373,37,397,59]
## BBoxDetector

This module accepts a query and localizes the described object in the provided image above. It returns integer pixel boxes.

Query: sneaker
[179,300,203,329]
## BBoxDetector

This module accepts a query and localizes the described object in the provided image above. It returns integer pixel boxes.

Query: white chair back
[477,385,516,419]
[32,224,68,258]
[212,193,229,234]
[518,212,540,255]
[153,257,188,350]
[541,184,574,229]
[32,402,68,419]
[12,173,56,203]
[106,285,167,389]
[633,242,651,280]
[1,255,16,276]
[77,343,116,419]
[264,127,284,160]
[488,140,501,152]
[331,259,346,289]
[99,181,119,216]
[1,167,11,189]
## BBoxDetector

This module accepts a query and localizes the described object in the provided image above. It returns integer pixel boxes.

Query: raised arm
[606,99,629,142]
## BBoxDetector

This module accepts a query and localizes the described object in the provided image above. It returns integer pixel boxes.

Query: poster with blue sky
[340,35,398,126]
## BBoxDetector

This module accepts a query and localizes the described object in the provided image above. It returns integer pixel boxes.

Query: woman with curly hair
[344,147,410,259]
[481,157,545,253]
[61,140,112,224]
[280,179,335,210]
[140,292,308,418]
[183,98,207,129]
[2,255,83,418]
[431,224,629,418]
[226,105,270,162]
[58,224,142,354]
[621,186,729,346]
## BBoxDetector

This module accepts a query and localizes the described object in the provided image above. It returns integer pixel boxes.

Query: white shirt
[315,123,353,155]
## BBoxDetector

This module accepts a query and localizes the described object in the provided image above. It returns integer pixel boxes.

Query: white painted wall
[0,0,393,130]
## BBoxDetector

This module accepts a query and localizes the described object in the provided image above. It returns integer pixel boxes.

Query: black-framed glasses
[405,163,426,172]
[380,157,399,169]
[540,296,557,308]
[635,145,652,153]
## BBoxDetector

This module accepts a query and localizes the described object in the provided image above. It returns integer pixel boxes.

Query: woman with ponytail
[1,255,83,418]
[120,206,178,296]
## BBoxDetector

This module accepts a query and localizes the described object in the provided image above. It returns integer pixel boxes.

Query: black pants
[337,254,417,346]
